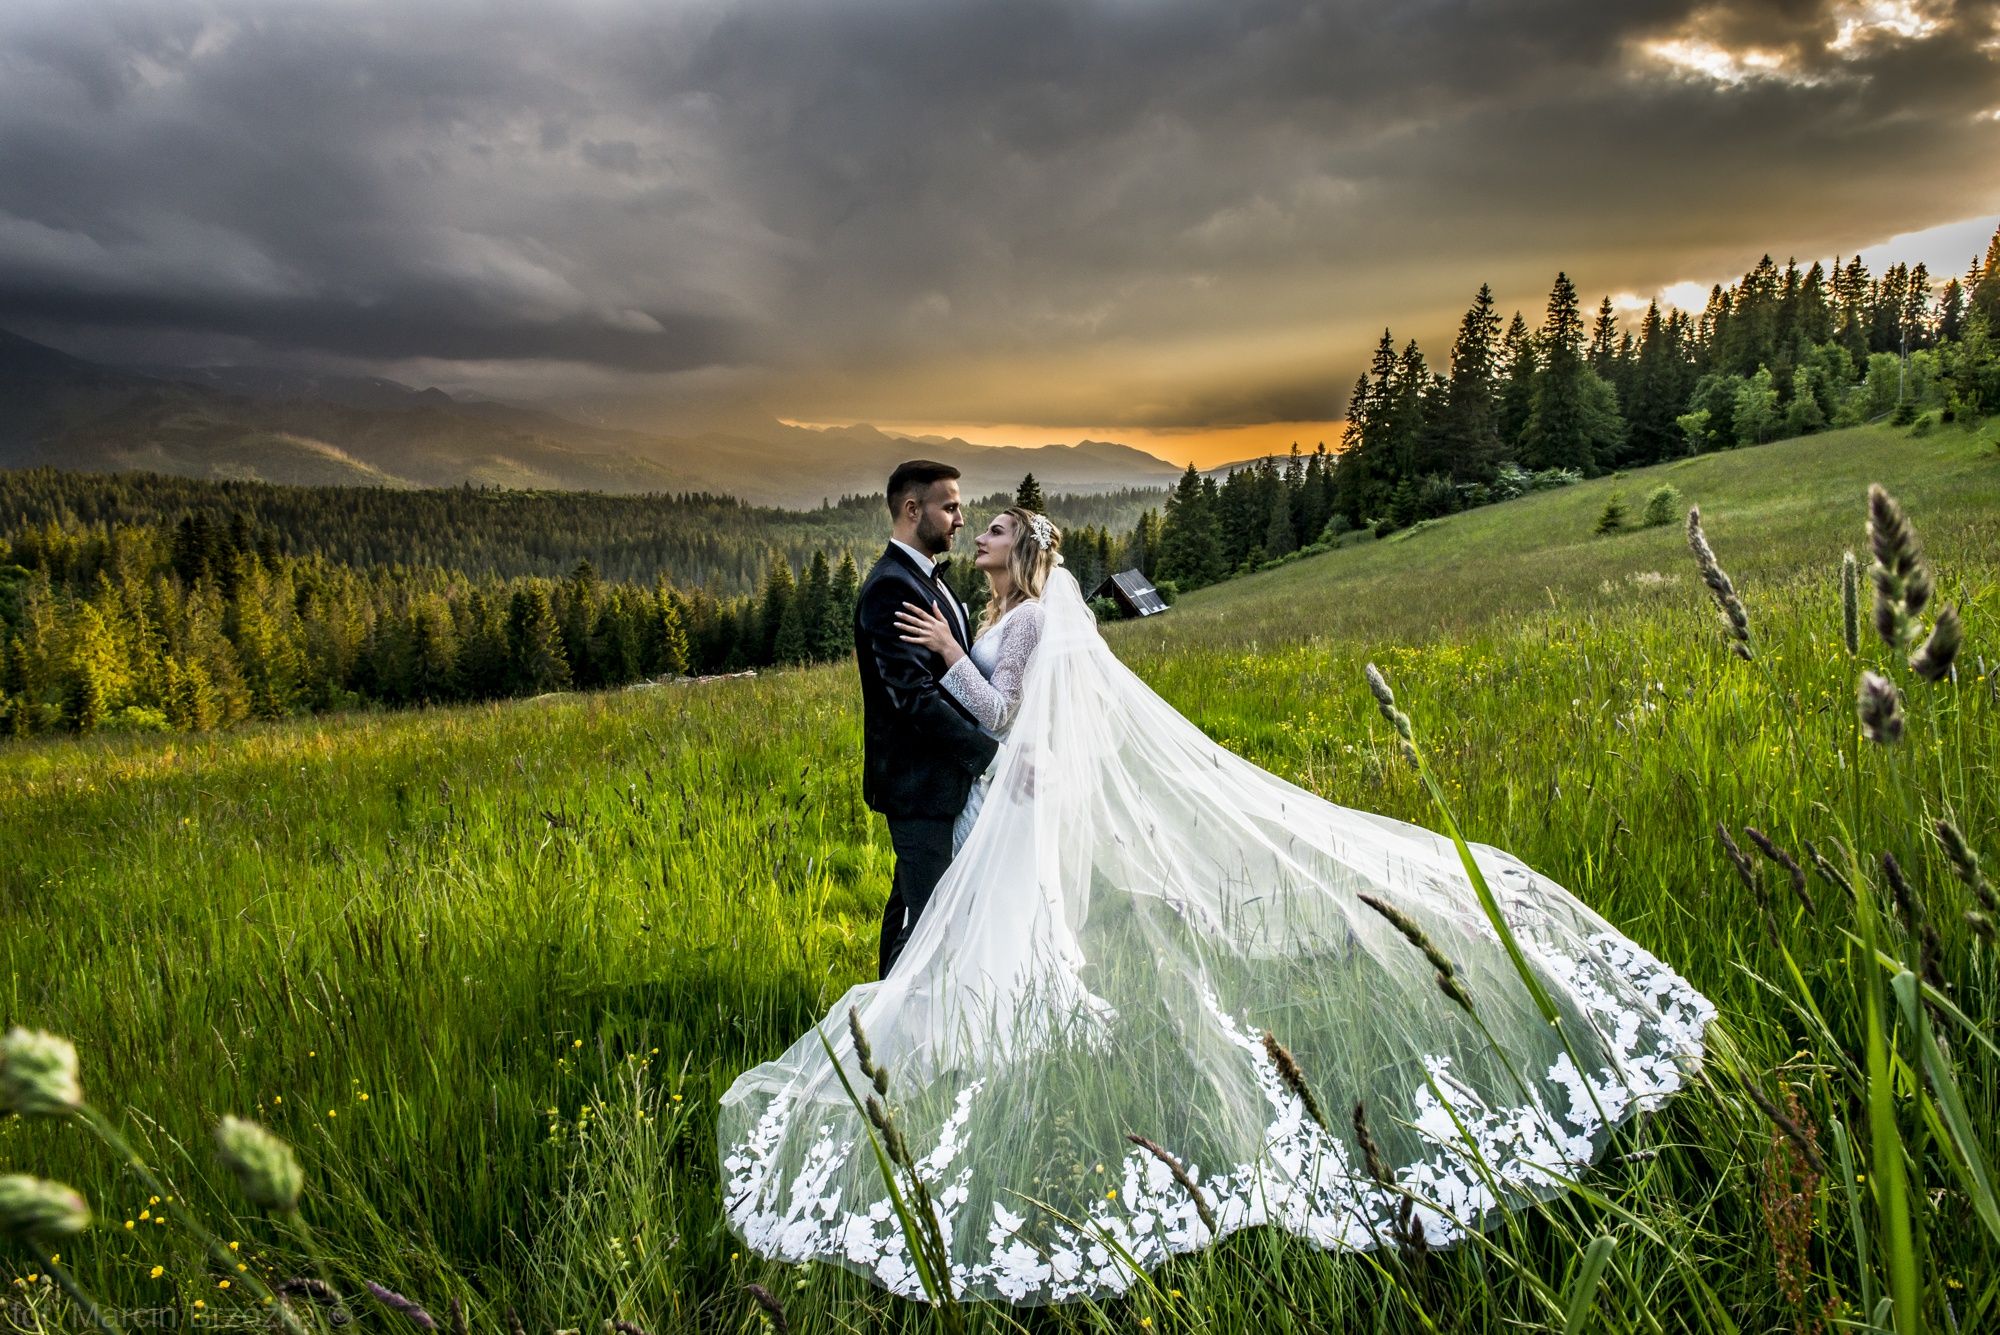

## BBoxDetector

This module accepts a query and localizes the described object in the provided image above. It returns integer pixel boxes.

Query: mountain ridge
[0,328,1184,506]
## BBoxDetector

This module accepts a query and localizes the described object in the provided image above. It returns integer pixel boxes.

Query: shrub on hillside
[1594,493,1628,536]
[1642,484,1682,528]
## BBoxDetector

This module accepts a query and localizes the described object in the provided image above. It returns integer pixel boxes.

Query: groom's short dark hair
[886,459,960,516]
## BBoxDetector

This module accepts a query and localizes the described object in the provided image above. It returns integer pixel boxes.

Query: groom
[856,460,1002,976]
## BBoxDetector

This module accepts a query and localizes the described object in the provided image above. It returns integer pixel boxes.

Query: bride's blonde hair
[980,506,1062,635]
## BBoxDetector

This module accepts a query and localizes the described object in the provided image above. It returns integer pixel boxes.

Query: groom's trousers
[880,816,956,976]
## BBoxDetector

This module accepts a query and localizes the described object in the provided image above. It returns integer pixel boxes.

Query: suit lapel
[884,543,971,654]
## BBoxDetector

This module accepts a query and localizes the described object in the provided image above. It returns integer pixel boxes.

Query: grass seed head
[213,1116,304,1212]
[743,1282,790,1335]
[365,1281,436,1332]
[1741,1080,1829,1178]
[1866,483,1930,651]
[845,1008,878,1081]
[1842,551,1859,655]
[1260,1031,1330,1131]
[0,1029,82,1118]
[1358,892,1476,1013]
[1856,671,1903,744]
[1935,818,1998,913]
[1362,662,1416,757]
[0,1175,89,1242]
[1800,838,1855,902]
[1908,605,1962,683]
[1685,507,1752,659]
[1350,1101,1396,1189]
[1716,824,1759,896]
[1125,1133,1218,1235]
[1744,826,1817,915]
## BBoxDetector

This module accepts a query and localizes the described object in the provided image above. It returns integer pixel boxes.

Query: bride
[718,509,1715,1306]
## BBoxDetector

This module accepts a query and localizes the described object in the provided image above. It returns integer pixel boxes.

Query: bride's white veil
[719,565,1713,1305]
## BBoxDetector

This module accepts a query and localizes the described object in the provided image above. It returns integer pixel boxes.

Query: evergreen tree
[1156,464,1224,588]
[756,557,795,663]
[646,582,691,677]
[1014,474,1045,512]
[1496,311,1536,453]
[772,591,811,666]
[1901,263,1932,350]
[823,552,860,660]
[161,655,219,731]
[1331,374,1377,526]
[591,590,643,685]
[1593,493,1627,536]
[1587,295,1620,377]
[1441,284,1504,481]
[1971,222,2000,326]
[408,593,459,702]
[1938,277,1966,343]
[459,592,509,699]
[1387,340,1429,478]
[789,550,832,664]
[558,558,602,688]
[1260,480,1296,560]
[1520,273,1621,472]
[1797,261,1834,345]
[507,587,571,693]
[1624,301,1686,464]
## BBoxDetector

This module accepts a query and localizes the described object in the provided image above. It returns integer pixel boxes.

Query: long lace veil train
[718,566,1714,1305]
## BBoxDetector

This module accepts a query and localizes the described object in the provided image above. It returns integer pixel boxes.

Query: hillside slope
[1111,421,2000,660]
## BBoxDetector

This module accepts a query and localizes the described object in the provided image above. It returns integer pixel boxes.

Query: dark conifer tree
[1587,295,1620,377]
[1520,272,1612,472]
[1440,283,1504,481]
[1973,222,2000,326]
[1938,277,1966,343]
[756,557,795,663]
[1496,311,1536,455]
[792,550,832,665]
[507,586,571,693]
[823,551,860,661]
[1015,474,1045,512]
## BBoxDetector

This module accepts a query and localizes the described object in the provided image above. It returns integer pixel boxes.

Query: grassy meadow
[2,419,1998,1333]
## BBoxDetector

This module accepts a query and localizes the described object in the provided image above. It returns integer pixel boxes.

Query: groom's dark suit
[855,543,1001,976]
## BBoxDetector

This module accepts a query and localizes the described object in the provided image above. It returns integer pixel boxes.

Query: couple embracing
[717,458,1717,1307]
[855,459,1057,976]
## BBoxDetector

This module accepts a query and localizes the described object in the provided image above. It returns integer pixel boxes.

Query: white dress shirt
[890,538,968,642]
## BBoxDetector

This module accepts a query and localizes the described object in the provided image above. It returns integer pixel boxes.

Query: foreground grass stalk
[77,1106,314,1335]
[814,1015,967,1335]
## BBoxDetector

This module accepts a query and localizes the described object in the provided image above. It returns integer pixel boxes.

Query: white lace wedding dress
[940,599,1044,857]
[718,568,1715,1306]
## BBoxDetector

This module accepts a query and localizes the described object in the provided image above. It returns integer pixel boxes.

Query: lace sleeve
[939,602,1044,733]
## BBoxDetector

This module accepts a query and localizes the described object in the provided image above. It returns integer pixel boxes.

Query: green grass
[1,420,1996,1333]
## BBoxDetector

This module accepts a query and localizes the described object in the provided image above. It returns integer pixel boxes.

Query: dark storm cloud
[1,0,1995,427]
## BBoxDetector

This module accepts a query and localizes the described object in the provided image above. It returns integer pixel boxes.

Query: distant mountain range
[0,328,1184,506]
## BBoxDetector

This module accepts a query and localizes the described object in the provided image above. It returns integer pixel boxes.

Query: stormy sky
[2,1,1997,465]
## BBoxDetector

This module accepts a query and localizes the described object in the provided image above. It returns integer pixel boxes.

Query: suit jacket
[854,543,1002,819]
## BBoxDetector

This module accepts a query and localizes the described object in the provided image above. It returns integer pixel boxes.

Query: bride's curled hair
[982,506,1062,635]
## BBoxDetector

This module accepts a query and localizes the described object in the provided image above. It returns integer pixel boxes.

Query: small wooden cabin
[1090,569,1169,618]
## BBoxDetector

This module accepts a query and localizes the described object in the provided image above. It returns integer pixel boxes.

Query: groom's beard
[915,513,954,557]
